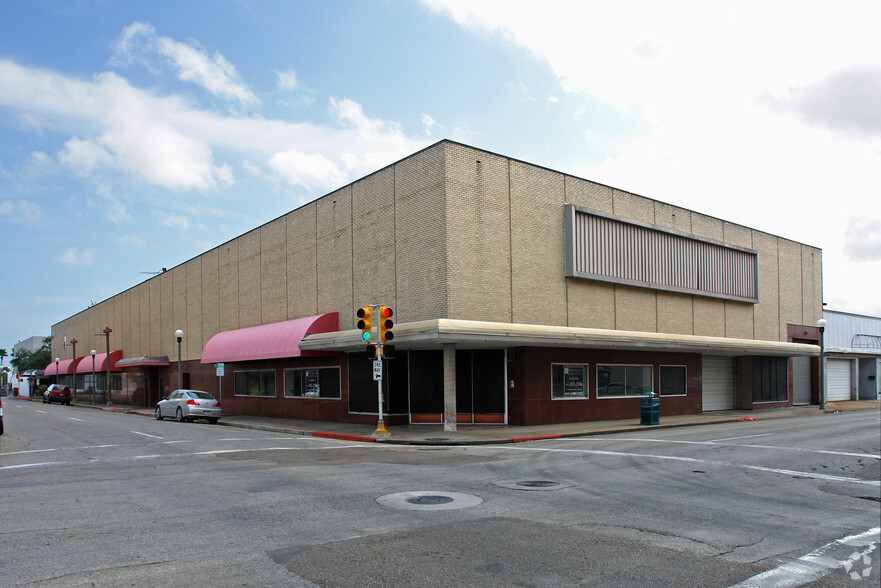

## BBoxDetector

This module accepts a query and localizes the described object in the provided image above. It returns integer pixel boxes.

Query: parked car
[44,384,72,405]
[155,389,221,424]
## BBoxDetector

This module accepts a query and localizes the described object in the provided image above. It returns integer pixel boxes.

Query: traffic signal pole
[358,304,392,437]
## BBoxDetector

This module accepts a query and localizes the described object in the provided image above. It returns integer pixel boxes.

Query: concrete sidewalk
[19,396,878,445]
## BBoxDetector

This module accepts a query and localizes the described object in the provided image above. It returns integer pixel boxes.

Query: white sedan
[156,389,221,424]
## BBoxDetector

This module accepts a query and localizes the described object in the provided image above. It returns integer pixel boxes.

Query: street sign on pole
[372,359,382,381]
[215,362,225,377]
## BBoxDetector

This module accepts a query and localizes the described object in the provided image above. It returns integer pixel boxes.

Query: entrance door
[826,359,852,401]
[702,356,735,411]
[792,356,811,404]
[456,349,506,423]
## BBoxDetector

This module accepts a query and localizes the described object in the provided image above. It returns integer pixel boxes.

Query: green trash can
[640,391,659,425]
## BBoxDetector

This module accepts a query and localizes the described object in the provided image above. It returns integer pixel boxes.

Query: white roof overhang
[299,319,819,357]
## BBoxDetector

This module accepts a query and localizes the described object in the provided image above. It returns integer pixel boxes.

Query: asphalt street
[1,400,878,587]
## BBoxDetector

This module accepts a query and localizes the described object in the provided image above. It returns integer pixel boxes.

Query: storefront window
[284,367,341,399]
[234,370,276,397]
[659,365,686,396]
[596,364,653,397]
[552,364,588,399]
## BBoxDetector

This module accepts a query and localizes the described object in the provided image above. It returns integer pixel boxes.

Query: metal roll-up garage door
[826,359,852,401]
[792,356,811,405]
[702,356,735,411]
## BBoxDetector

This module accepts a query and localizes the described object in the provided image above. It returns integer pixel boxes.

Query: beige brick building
[48,140,823,427]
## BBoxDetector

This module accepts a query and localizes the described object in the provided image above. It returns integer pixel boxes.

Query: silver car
[155,389,221,424]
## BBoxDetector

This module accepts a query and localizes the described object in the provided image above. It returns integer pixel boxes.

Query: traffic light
[381,344,395,359]
[357,306,372,342]
[379,305,394,342]
[366,344,378,360]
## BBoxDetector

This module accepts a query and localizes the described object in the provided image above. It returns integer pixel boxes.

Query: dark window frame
[596,363,653,398]
[234,369,277,397]
[283,366,341,399]
[659,365,687,397]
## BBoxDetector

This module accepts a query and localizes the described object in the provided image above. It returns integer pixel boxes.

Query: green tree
[11,337,52,373]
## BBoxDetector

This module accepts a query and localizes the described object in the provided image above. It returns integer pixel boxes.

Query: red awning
[116,356,170,368]
[200,313,339,364]
[82,350,123,372]
[44,357,85,376]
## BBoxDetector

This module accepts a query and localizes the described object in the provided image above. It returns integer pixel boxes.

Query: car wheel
[208,418,218,424]
[176,407,184,422]
[155,406,163,420]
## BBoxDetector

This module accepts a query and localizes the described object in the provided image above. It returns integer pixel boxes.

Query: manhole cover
[407,495,454,505]
[493,479,579,492]
[377,491,483,511]
[516,480,560,488]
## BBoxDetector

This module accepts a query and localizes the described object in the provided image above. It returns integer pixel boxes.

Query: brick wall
[50,140,822,363]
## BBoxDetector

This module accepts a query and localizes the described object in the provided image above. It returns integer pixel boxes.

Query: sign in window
[552,364,588,399]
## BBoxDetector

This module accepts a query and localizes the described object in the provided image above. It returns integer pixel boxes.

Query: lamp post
[55,358,60,386]
[70,338,77,402]
[102,327,112,405]
[175,329,184,391]
[90,350,96,406]
[817,318,827,410]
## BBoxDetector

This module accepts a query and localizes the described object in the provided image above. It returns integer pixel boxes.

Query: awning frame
[200,312,339,364]
[300,318,820,357]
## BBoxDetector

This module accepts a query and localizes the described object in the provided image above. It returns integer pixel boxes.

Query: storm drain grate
[377,491,483,511]
[493,479,579,492]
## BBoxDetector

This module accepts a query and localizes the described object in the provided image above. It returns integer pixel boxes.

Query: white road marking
[0,462,67,470]
[35,410,46,414]
[3,448,56,455]
[705,433,771,442]
[133,455,163,459]
[729,527,880,587]
[741,464,880,486]
[194,444,361,456]
[561,437,881,460]
[69,417,85,422]
[131,431,163,439]
[508,446,881,486]
[162,440,191,444]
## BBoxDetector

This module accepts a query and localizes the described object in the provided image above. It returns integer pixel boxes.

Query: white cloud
[0,200,43,225]
[423,0,881,316]
[422,113,438,135]
[1,43,425,196]
[57,247,94,267]
[844,216,881,262]
[275,68,298,91]
[117,234,147,248]
[159,214,190,232]
[112,22,258,108]
[758,64,881,139]
[268,149,345,190]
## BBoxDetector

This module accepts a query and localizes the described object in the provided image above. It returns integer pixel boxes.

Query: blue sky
[1,0,880,349]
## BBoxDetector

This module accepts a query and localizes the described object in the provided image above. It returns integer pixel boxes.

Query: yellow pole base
[374,422,388,436]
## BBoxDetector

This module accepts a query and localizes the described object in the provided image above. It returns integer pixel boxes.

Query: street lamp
[55,358,59,386]
[817,318,827,410]
[175,329,184,391]
[102,327,112,405]
[70,338,77,402]
[90,350,96,406]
